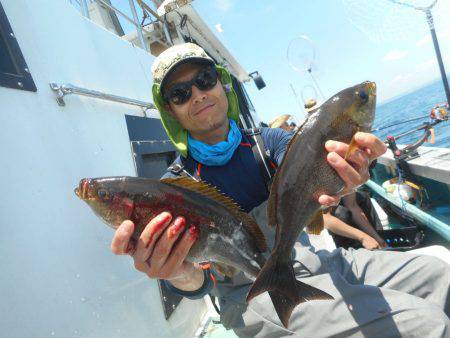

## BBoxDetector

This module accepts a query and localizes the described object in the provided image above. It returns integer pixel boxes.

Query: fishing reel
[386,135,421,162]
[430,102,449,121]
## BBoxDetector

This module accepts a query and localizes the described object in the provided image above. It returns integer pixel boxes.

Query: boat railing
[49,82,156,111]
[67,0,164,52]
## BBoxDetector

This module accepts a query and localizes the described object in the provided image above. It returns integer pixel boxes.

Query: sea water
[374,80,450,148]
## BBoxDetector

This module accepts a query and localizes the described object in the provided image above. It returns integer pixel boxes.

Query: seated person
[326,191,387,250]
[269,114,292,132]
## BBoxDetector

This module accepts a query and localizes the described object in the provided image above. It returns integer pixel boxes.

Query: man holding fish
[107,44,449,337]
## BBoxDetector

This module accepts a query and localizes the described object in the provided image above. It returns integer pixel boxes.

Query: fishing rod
[371,115,429,132]
[384,103,448,144]
[390,118,438,142]
[386,111,447,149]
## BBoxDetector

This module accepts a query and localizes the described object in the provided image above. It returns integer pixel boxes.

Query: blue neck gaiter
[188,119,242,166]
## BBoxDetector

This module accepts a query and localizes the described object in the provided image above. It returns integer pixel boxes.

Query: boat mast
[424,9,450,105]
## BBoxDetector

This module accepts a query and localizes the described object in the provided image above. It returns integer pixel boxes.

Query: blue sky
[110,0,450,124]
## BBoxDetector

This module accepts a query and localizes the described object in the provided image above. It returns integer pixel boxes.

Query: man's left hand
[319,132,387,206]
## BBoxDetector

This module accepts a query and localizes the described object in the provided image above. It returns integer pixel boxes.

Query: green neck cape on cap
[152,65,241,158]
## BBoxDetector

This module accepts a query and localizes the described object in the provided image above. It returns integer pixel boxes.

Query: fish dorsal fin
[283,132,300,165]
[277,116,309,172]
[267,176,278,228]
[161,177,242,210]
[267,118,308,228]
[161,177,267,252]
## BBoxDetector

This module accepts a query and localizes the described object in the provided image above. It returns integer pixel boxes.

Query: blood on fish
[146,213,171,248]
[168,217,186,238]
[188,226,199,241]
[167,191,184,205]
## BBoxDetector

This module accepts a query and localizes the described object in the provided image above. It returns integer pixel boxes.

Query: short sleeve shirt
[161,127,292,212]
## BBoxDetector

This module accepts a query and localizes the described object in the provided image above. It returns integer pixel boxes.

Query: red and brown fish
[75,176,297,325]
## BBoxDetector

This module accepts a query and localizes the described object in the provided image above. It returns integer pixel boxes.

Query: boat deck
[196,317,238,338]
[377,145,450,185]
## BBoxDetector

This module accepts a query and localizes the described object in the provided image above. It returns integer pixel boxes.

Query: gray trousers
[215,203,450,338]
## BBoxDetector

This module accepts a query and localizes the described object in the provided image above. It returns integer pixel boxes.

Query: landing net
[341,0,449,43]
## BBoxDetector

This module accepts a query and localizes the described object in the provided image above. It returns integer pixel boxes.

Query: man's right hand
[110,212,205,291]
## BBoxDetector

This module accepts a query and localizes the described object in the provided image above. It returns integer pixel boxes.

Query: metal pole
[308,69,325,101]
[80,0,90,19]
[426,10,450,105]
[128,0,148,51]
[289,83,305,118]
[49,83,155,109]
[95,0,141,29]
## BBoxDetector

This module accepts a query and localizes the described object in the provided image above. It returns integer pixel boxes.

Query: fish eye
[97,189,109,199]
[358,90,368,102]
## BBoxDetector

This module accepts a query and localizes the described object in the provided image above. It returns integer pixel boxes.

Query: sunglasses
[163,67,219,105]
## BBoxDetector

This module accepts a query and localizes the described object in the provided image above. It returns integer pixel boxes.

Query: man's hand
[319,132,387,206]
[110,212,205,291]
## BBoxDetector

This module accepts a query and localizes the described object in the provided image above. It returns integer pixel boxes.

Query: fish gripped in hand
[74,176,290,324]
[246,81,377,327]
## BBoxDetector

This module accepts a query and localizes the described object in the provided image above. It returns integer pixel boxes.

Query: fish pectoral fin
[344,134,360,161]
[305,209,324,235]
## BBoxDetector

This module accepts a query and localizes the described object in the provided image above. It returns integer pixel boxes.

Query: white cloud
[382,50,408,62]
[215,0,232,12]
[380,54,450,102]
[415,35,430,47]
[416,29,450,47]
[417,55,450,70]
[390,73,412,85]
[215,23,224,33]
[417,58,437,71]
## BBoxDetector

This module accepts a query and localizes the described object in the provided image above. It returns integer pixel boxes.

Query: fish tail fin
[246,254,292,303]
[267,290,298,328]
[294,279,334,303]
[246,255,298,327]
[247,253,334,328]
